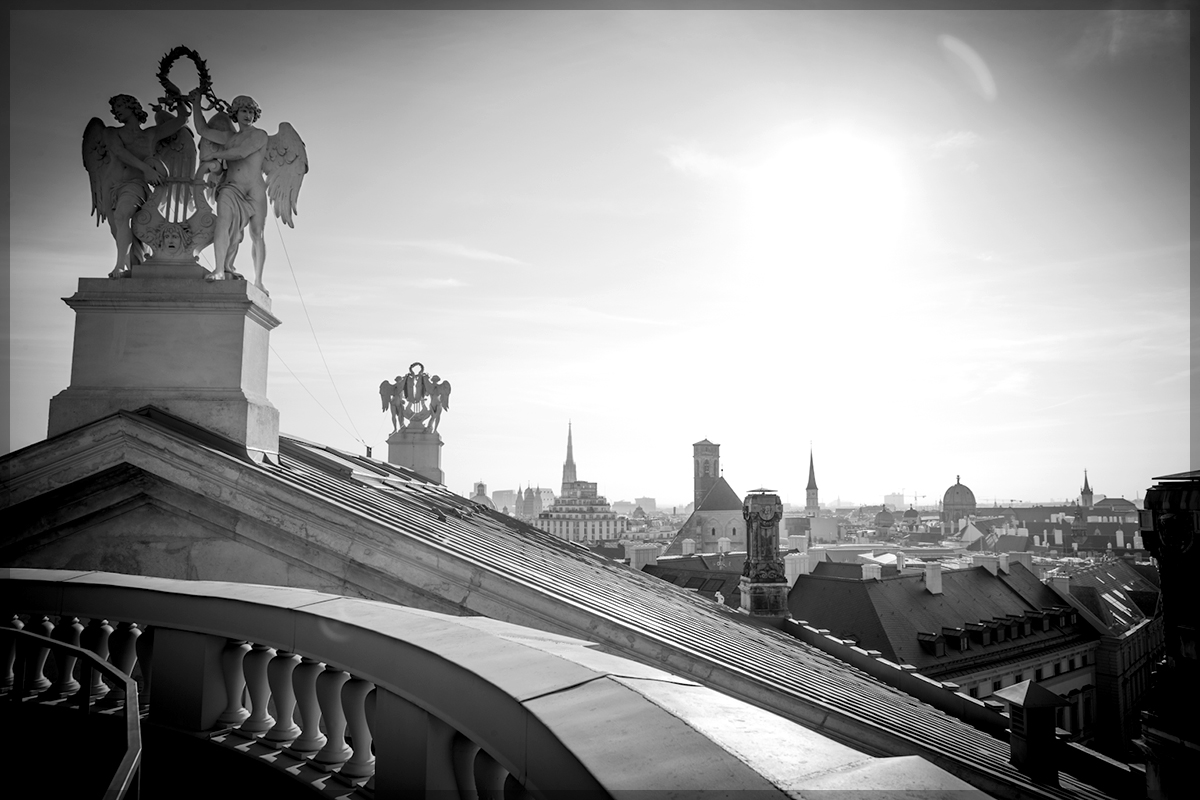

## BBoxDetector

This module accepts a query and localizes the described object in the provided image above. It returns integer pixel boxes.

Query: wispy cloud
[394,240,527,266]
[663,142,737,179]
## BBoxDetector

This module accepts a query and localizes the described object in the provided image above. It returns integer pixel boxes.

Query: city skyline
[8,10,1190,506]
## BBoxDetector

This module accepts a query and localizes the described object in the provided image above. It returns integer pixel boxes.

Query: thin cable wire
[269,343,362,443]
[199,243,366,449]
[272,216,368,446]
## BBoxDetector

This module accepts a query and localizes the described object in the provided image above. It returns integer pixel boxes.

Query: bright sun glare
[741,127,910,278]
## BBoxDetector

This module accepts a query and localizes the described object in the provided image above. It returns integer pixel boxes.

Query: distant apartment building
[536,424,626,542]
[788,553,1110,745]
[634,496,656,514]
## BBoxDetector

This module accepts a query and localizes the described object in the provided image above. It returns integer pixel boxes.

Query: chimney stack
[717,537,732,554]
[993,680,1068,785]
[630,543,658,571]
[789,534,809,552]
[1116,530,1125,549]
[1009,551,1034,573]
[785,552,805,587]
[681,538,696,555]
[998,553,1011,574]
[862,563,883,581]
[973,554,999,576]
[925,561,943,595]
[895,551,906,571]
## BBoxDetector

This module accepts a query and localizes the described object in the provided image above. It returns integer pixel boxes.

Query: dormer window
[917,632,946,657]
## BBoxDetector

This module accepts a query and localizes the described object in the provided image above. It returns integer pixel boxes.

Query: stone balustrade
[4,568,974,799]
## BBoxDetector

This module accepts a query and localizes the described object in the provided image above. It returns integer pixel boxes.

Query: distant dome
[942,475,977,523]
[875,509,895,527]
[471,494,495,510]
[903,506,919,519]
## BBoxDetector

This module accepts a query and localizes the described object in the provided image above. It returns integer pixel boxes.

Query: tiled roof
[696,477,743,511]
[789,563,1089,679]
[1059,559,1161,636]
[4,409,1117,800]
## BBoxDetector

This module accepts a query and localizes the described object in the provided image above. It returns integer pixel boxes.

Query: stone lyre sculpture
[379,363,452,435]
[81,46,308,292]
[379,363,452,484]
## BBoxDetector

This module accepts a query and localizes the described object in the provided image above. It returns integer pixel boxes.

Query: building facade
[535,425,626,542]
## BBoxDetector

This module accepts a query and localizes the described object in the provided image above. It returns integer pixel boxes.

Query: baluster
[104,622,141,706]
[49,616,84,697]
[452,735,482,800]
[216,639,251,726]
[135,625,153,711]
[263,651,302,745]
[289,657,326,755]
[24,616,54,693]
[80,618,113,700]
[338,678,376,779]
[312,666,352,767]
[2,615,24,691]
[474,749,509,800]
[237,643,276,735]
[362,688,377,793]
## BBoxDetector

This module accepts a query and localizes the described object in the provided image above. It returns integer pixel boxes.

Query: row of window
[966,652,1091,698]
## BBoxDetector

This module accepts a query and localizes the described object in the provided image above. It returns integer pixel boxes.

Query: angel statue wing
[438,380,451,413]
[263,122,308,228]
[82,117,122,226]
[379,380,395,412]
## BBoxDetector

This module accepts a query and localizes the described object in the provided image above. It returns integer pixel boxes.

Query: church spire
[805,447,819,517]
[561,422,577,489]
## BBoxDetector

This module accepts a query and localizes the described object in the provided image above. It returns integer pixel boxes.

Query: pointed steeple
[561,422,577,489]
[1082,470,1091,493]
[805,447,819,517]
[1081,469,1093,510]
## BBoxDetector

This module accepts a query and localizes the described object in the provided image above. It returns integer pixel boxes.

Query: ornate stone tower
[740,490,788,617]
[693,439,719,507]
[805,449,819,517]
[1081,470,1093,510]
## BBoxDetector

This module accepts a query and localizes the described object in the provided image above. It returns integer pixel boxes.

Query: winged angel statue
[81,47,307,293]
[379,363,452,434]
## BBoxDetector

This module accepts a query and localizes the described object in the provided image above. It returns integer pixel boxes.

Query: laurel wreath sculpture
[154,46,227,115]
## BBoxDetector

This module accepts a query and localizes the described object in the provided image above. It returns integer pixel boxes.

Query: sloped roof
[789,562,1089,677]
[696,477,743,511]
[1,408,1116,800]
[1059,559,1161,636]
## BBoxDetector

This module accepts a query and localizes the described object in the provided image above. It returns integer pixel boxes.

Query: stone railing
[2,624,142,798]
[5,568,945,799]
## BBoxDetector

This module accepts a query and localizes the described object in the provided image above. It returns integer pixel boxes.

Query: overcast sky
[8,9,1190,509]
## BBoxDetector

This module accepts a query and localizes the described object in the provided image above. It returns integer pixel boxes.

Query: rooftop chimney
[895,551,906,571]
[993,680,1067,785]
[925,562,943,595]
[630,543,658,571]
[784,552,806,587]
[998,553,1011,574]
[973,554,999,576]
[862,563,883,581]
[789,534,809,552]
[717,537,732,554]
[1008,551,1034,573]
[681,538,696,555]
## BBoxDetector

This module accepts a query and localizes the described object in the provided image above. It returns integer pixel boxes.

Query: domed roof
[943,475,976,508]
[875,508,895,527]
[903,506,919,519]
[472,494,496,510]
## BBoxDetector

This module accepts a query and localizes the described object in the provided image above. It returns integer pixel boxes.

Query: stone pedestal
[48,277,281,461]
[387,429,443,484]
[739,578,790,616]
